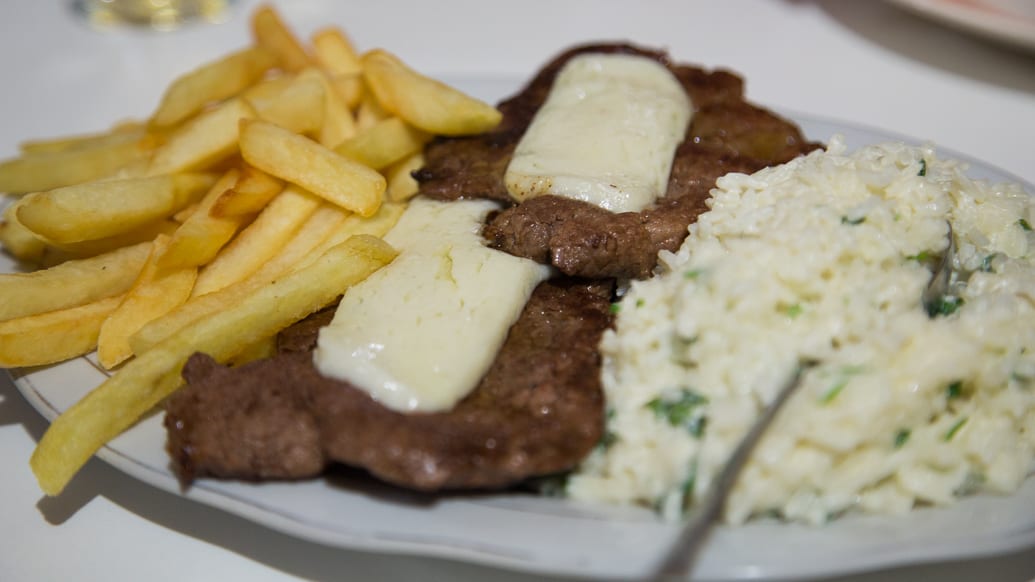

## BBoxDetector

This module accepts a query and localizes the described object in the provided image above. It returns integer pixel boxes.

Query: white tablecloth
[1,1,1033,580]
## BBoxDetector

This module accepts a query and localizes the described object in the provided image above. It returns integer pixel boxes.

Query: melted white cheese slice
[314,197,551,412]
[504,53,693,213]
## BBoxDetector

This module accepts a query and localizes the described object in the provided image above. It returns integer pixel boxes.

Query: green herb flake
[820,365,866,404]
[841,215,866,225]
[609,302,622,315]
[944,417,969,441]
[636,298,646,308]
[907,250,932,262]
[927,296,964,318]
[681,462,698,503]
[683,269,703,280]
[821,378,850,404]
[597,430,619,451]
[784,303,804,318]
[894,429,911,449]
[946,380,963,400]
[1020,218,1033,232]
[918,158,927,177]
[980,254,996,272]
[646,389,709,437]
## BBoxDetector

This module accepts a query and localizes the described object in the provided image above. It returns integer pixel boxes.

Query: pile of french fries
[0,5,502,496]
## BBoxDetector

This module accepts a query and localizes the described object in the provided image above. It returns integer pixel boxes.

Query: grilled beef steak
[165,43,821,491]
[416,43,821,279]
[166,279,612,490]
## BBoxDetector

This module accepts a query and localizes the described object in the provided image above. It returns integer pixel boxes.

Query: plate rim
[886,0,1035,53]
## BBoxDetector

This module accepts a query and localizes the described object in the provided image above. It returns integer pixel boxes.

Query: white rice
[566,137,1035,524]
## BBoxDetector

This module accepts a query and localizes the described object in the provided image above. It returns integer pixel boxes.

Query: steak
[415,43,821,279]
[165,44,821,491]
[166,279,612,490]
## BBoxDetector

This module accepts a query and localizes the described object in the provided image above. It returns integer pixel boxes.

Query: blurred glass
[71,0,236,30]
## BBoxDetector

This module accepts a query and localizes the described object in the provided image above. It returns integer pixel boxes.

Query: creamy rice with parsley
[566,138,1035,524]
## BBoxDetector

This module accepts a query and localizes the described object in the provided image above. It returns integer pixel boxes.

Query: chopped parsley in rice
[567,138,1035,525]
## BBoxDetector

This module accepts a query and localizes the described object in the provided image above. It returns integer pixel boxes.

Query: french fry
[385,152,424,202]
[147,98,256,176]
[244,202,350,280]
[17,174,215,244]
[132,203,347,353]
[31,234,398,496]
[0,199,47,263]
[355,88,388,132]
[0,241,150,321]
[251,5,311,73]
[239,119,384,216]
[97,235,198,369]
[131,201,403,354]
[19,123,145,155]
[330,74,365,110]
[294,201,405,271]
[335,116,428,170]
[157,170,251,269]
[311,27,362,76]
[191,184,322,296]
[151,46,277,128]
[241,75,294,105]
[0,134,154,194]
[42,219,178,262]
[209,164,284,217]
[227,334,277,366]
[360,49,502,136]
[0,295,125,368]
[297,67,357,148]
[247,71,326,135]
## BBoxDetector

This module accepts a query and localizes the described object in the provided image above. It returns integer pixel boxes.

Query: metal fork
[921,222,956,317]
[653,361,815,580]
[654,223,957,578]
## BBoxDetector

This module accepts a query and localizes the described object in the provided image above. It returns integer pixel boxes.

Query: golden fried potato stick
[97,235,198,369]
[0,241,151,322]
[335,116,428,171]
[17,174,215,244]
[239,119,384,216]
[35,219,178,268]
[0,198,47,263]
[354,89,388,132]
[0,294,125,368]
[31,234,398,496]
[157,169,252,269]
[131,201,403,354]
[251,5,311,73]
[19,123,145,155]
[297,67,357,148]
[360,49,502,136]
[190,184,322,297]
[311,27,362,76]
[147,98,256,176]
[209,164,284,218]
[384,152,424,202]
[291,201,405,272]
[151,46,277,128]
[247,72,326,135]
[0,134,154,194]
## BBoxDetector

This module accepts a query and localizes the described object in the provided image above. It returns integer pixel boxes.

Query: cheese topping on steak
[314,198,551,412]
[504,53,692,213]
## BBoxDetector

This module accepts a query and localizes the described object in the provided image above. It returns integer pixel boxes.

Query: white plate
[9,110,1035,581]
[887,0,1035,53]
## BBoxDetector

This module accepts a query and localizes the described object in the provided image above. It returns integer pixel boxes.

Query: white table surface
[1,1,1034,580]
